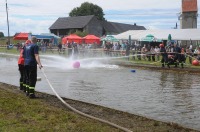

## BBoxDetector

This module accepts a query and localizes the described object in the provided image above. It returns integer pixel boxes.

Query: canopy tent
[140,34,162,42]
[114,29,200,41]
[13,33,29,40]
[62,34,83,44]
[83,34,100,44]
[31,34,55,44]
[32,35,54,39]
[101,35,119,42]
[40,33,60,45]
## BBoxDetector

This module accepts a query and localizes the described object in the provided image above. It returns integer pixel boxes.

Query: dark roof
[182,0,197,12]
[49,15,95,29]
[102,21,146,34]
[49,15,146,35]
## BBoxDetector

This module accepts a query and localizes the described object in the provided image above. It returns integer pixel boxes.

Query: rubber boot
[23,84,26,93]
[29,88,35,99]
[162,63,164,68]
[20,82,23,90]
[26,86,30,96]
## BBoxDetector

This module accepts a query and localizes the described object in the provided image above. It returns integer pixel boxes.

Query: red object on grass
[192,60,199,66]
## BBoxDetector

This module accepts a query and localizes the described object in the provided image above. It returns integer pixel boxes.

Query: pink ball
[73,61,80,68]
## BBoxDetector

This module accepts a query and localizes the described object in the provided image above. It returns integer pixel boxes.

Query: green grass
[0,37,21,45]
[0,88,117,132]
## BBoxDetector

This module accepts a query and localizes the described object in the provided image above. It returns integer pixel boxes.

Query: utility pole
[5,0,10,48]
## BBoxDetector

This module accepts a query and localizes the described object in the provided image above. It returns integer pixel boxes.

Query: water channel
[0,53,200,131]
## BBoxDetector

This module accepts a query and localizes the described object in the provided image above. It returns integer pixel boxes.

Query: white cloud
[0,0,199,36]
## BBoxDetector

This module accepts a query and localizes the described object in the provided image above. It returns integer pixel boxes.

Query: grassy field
[0,37,22,45]
[0,86,118,132]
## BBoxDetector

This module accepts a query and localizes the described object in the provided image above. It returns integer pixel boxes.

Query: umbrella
[83,34,100,44]
[62,34,83,44]
[101,35,119,42]
[141,34,162,42]
[168,34,172,41]
[167,34,172,46]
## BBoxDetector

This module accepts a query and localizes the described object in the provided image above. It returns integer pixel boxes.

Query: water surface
[0,54,200,130]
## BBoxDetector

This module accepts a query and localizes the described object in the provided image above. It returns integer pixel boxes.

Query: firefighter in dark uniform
[159,43,168,67]
[23,36,43,98]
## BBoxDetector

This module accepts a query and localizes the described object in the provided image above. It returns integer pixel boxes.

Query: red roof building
[182,0,198,12]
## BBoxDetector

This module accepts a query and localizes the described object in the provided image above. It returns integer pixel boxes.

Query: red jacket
[18,48,24,65]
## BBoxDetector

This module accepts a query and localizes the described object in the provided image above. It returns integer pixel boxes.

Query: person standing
[18,43,25,91]
[141,44,147,60]
[125,43,131,60]
[173,43,181,67]
[67,42,72,57]
[18,40,31,91]
[154,46,160,61]
[150,46,156,61]
[159,44,168,68]
[196,47,200,61]
[23,36,43,98]
[58,42,62,53]
[72,43,79,59]
[180,48,186,68]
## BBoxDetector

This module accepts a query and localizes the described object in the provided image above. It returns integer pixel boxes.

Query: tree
[74,31,88,37]
[69,2,105,20]
[0,32,4,38]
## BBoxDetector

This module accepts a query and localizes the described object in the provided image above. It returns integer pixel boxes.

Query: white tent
[114,29,200,41]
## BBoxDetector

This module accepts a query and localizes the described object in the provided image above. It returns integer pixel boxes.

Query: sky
[0,0,200,36]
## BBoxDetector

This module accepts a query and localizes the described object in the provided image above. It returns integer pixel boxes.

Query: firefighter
[23,36,43,98]
[159,43,168,67]
[18,40,31,91]
[18,43,25,90]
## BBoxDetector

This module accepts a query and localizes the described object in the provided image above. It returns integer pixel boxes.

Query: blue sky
[0,0,200,36]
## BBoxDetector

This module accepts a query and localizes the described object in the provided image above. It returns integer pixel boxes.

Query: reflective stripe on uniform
[29,87,35,90]
[29,86,35,94]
